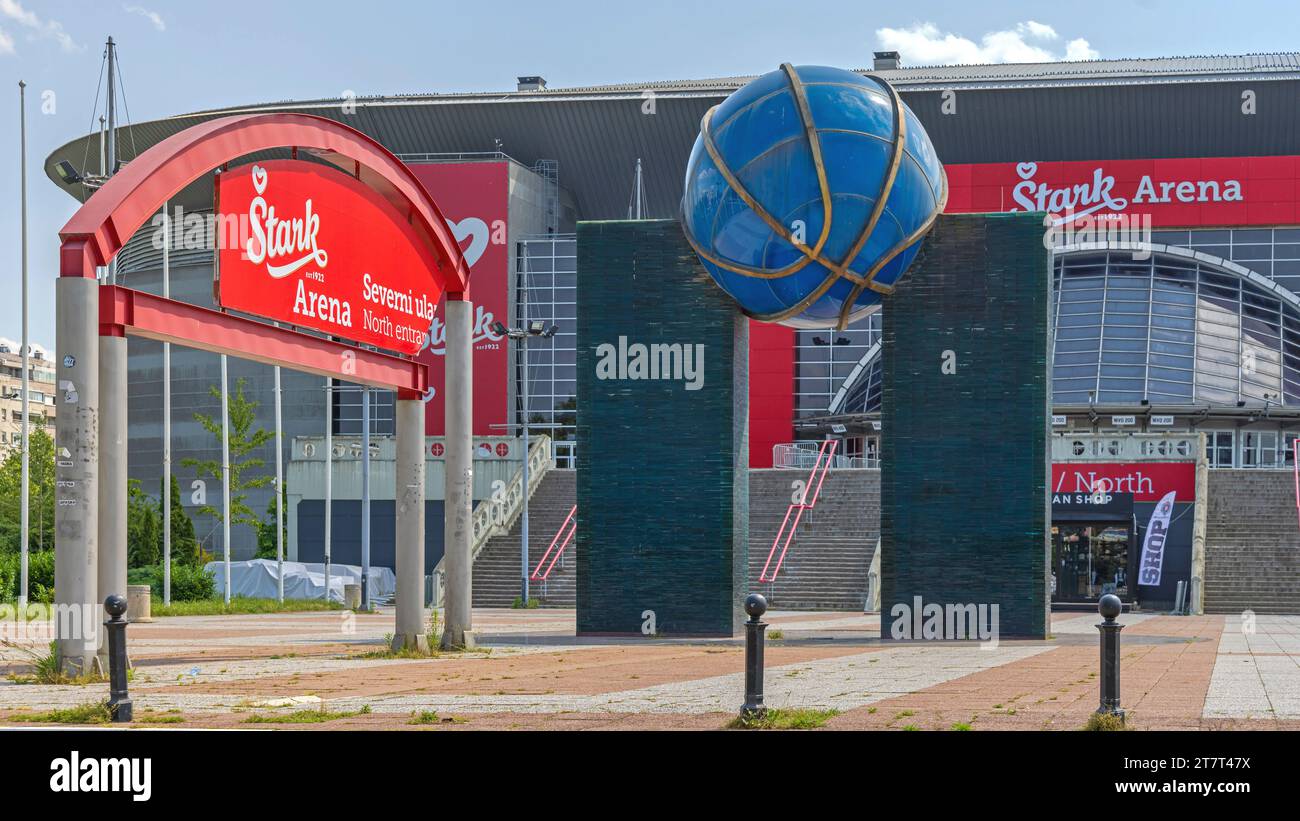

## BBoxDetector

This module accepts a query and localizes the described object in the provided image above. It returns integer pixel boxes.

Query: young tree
[256,481,288,559]
[181,377,274,545]
[161,474,200,566]
[0,427,56,554]
[126,480,162,568]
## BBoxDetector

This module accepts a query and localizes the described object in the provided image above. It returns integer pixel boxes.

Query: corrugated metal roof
[43,53,1300,223]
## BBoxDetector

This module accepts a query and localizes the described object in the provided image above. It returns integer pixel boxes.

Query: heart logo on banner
[251,164,268,194]
[1015,162,1037,180]
[448,217,489,268]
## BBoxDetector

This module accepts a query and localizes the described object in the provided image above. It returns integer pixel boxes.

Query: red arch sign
[59,112,466,393]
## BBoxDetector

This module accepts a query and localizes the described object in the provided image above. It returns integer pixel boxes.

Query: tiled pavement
[2,608,1298,729]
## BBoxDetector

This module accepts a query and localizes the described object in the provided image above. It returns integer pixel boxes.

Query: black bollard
[741,593,768,719]
[1096,593,1125,721]
[104,595,133,723]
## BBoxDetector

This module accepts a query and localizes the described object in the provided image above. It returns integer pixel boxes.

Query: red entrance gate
[54,113,477,673]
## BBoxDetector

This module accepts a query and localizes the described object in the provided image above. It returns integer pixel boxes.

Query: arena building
[42,51,1300,613]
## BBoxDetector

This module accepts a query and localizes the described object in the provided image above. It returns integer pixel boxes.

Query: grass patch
[901,724,919,731]
[10,701,112,725]
[766,630,784,641]
[727,708,839,730]
[154,597,343,617]
[243,705,371,725]
[136,714,185,724]
[408,710,441,725]
[1082,712,1129,731]
[2,641,110,685]
[511,597,540,609]
[950,722,972,731]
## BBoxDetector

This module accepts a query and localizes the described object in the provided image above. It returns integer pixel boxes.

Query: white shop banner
[1137,491,1177,587]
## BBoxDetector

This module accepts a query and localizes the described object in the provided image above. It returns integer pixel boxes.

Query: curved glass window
[1052,248,1300,407]
[836,349,882,414]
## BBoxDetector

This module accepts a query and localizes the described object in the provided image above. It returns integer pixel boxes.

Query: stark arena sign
[216,159,443,355]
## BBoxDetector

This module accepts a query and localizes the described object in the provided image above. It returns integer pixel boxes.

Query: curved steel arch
[58,112,470,296]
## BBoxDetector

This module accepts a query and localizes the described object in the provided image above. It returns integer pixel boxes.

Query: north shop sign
[945,155,1300,227]
[216,160,442,356]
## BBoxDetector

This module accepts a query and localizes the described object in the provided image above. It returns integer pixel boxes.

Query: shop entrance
[1050,491,1135,604]
[1051,523,1131,602]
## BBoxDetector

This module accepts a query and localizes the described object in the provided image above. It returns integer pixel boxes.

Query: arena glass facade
[40,53,1300,583]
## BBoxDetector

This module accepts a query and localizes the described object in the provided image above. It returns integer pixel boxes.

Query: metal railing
[1293,439,1300,532]
[760,439,837,583]
[531,505,577,582]
[772,441,878,470]
[430,434,554,605]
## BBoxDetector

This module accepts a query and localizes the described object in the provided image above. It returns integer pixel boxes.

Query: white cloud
[124,4,165,32]
[0,0,79,53]
[876,20,1099,65]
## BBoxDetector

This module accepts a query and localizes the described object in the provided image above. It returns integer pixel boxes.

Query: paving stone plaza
[3,607,1298,730]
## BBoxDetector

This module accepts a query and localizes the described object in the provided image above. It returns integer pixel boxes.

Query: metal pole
[274,361,283,603]
[18,80,29,609]
[324,377,332,602]
[103,595,132,722]
[1096,593,1125,720]
[361,385,371,610]
[741,593,768,719]
[105,37,117,286]
[520,333,530,605]
[220,354,231,604]
[162,201,171,605]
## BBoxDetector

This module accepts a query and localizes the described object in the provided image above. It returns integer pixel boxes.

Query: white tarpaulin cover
[206,559,397,604]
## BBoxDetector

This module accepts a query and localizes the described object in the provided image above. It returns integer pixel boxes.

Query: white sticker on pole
[1138,490,1177,587]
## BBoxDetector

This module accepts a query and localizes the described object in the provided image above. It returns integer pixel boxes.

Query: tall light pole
[361,385,371,610]
[490,317,557,605]
[162,200,171,604]
[220,354,231,604]
[324,376,332,602]
[18,80,29,609]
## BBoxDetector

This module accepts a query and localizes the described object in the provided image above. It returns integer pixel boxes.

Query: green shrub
[0,551,55,603]
[126,561,216,602]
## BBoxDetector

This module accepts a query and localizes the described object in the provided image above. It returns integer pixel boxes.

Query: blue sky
[3,0,1300,344]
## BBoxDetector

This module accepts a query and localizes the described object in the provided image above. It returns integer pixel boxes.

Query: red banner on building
[945,155,1300,227]
[1051,462,1196,503]
[408,162,510,436]
[215,160,442,356]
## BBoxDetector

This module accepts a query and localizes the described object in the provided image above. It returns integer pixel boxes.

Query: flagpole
[18,80,29,609]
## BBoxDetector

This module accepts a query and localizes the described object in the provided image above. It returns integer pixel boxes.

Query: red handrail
[531,505,577,581]
[760,440,838,583]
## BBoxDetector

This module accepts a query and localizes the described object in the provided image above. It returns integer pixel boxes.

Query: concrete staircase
[748,469,880,610]
[1204,469,1300,615]
[472,470,577,608]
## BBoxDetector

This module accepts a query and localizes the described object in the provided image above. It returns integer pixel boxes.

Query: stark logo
[243,164,329,278]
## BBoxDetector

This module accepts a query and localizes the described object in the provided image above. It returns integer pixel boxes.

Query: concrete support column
[392,397,427,652]
[96,334,128,665]
[442,296,474,648]
[1191,432,1209,616]
[54,276,100,676]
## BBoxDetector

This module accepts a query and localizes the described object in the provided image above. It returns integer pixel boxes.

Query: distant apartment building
[0,339,56,457]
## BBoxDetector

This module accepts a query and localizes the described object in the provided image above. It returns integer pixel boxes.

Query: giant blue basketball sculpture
[682,64,947,329]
